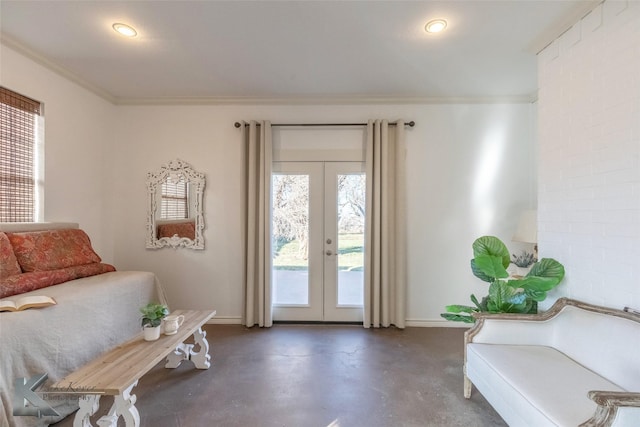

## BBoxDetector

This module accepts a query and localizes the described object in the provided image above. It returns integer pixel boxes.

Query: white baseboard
[207,316,242,325]
[405,319,472,328]
[205,317,471,327]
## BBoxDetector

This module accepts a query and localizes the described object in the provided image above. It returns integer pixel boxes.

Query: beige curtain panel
[241,118,407,328]
[242,120,273,327]
[364,119,408,328]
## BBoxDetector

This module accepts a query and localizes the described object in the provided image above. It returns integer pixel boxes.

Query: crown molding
[114,94,536,106]
[527,0,602,54]
[1,33,116,104]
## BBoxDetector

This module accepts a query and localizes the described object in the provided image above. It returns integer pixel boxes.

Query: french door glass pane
[272,174,310,305]
[337,174,365,306]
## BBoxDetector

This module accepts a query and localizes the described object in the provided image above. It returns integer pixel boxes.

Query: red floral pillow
[0,232,22,279]
[7,229,102,272]
[0,263,116,298]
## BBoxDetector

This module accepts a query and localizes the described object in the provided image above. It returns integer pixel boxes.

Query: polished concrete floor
[53,325,506,427]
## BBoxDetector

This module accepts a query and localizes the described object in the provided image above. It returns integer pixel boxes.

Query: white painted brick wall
[538,0,640,311]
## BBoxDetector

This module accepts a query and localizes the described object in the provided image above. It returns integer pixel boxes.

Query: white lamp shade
[513,210,537,243]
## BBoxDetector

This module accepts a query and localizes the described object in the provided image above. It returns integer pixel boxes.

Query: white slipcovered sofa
[464,298,640,427]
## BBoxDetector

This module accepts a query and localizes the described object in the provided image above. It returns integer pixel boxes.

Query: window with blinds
[0,87,42,222]
[161,179,189,220]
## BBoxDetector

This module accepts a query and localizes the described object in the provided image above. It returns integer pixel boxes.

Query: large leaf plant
[441,236,565,323]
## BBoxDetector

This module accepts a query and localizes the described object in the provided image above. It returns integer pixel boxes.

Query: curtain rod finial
[408,121,415,127]
[234,122,242,128]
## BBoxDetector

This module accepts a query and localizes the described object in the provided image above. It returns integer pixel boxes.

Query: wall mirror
[146,159,205,249]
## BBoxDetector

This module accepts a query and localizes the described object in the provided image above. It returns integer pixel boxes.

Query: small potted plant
[140,302,169,341]
[511,250,537,277]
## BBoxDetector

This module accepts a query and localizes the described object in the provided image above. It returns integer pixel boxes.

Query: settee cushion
[7,228,102,272]
[0,232,21,279]
[0,262,116,298]
[467,343,625,426]
[550,306,640,392]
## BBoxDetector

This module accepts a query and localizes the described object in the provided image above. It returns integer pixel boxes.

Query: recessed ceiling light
[425,19,447,34]
[112,23,137,37]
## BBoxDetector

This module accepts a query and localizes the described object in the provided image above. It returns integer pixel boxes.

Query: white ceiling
[0,0,598,104]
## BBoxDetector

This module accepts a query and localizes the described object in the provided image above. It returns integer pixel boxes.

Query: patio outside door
[272,162,365,322]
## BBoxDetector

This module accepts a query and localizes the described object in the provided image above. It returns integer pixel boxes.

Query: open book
[0,295,56,312]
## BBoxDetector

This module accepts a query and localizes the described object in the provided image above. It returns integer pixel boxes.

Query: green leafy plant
[441,236,565,323]
[140,302,169,328]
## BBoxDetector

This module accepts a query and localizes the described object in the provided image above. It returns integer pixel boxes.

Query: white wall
[408,104,536,324]
[111,103,536,324]
[0,44,116,261]
[2,41,537,324]
[537,1,640,310]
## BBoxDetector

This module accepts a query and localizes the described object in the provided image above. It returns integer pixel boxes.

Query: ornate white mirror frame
[146,159,205,250]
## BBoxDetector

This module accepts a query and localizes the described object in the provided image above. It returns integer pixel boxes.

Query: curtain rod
[234,121,415,128]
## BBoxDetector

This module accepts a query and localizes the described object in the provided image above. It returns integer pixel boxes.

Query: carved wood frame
[146,159,205,250]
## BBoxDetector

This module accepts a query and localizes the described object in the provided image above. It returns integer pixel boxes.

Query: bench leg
[191,327,211,369]
[98,381,140,427]
[74,395,100,427]
[165,343,193,368]
[165,327,211,369]
[80,381,139,427]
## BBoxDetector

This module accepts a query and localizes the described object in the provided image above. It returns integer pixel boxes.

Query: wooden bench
[52,309,216,427]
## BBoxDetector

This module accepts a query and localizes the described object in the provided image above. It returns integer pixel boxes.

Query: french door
[271,162,365,322]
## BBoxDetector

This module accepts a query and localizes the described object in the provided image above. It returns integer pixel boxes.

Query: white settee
[464,298,640,427]
[0,222,165,427]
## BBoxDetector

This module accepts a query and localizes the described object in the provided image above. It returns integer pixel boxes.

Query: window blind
[0,87,42,222]
[161,180,188,220]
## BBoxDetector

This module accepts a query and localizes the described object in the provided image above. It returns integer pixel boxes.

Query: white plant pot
[515,266,533,277]
[143,325,161,341]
